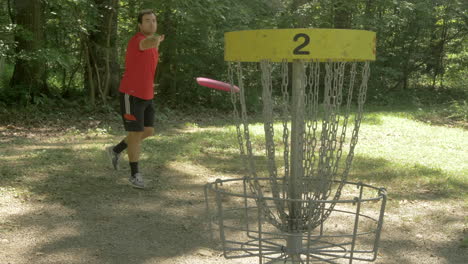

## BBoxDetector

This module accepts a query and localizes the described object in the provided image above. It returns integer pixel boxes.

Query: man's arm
[139,35,165,51]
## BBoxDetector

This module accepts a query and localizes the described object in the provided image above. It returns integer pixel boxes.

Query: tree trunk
[290,0,310,27]
[428,6,449,90]
[365,0,373,15]
[333,0,352,29]
[9,0,46,101]
[83,37,96,105]
[85,0,119,104]
[128,0,138,23]
[0,57,5,75]
[7,0,14,24]
[364,0,374,29]
[401,22,421,90]
[157,4,178,106]
[435,17,448,89]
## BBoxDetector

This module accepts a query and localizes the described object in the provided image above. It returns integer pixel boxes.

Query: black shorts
[120,92,155,132]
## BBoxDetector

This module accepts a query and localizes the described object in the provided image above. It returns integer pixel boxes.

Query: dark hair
[138,9,156,24]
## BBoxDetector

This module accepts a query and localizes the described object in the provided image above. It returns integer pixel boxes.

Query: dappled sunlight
[1,166,214,263]
[0,190,85,263]
[376,200,466,264]
[167,161,240,183]
[1,108,466,263]
[174,125,230,134]
[357,115,468,187]
[350,155,466,200]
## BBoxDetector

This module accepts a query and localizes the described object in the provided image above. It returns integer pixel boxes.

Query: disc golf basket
[204,29,387,264]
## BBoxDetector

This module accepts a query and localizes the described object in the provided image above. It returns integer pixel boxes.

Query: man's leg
[125,127,153,177]
[108,127,153,171]
[106,93,136,170]
[113,126,152,149]
[126,127,153,160]
[108,93,154,188]
[141,127,154,140]
[107,138,127,170]
[127,131,144,182]
[127,131,144,162]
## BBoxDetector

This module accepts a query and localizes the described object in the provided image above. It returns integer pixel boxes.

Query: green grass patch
[0,105,466,206]
[190,109,467,200]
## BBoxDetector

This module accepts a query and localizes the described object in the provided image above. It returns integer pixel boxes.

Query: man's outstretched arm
[139,34,165,51]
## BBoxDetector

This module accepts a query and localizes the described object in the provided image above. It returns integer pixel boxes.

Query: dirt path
[0,125,466,264]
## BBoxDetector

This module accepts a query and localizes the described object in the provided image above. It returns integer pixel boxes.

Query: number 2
[293,33,311,55]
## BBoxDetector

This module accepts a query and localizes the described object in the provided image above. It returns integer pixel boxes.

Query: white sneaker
[129,173,145,189]
[106,146,121,170]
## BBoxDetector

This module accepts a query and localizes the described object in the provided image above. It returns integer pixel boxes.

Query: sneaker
[129,173,145,189]
[106,146,121,170]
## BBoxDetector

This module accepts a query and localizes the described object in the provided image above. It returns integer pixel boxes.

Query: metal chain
[307,61,323,224]
[328,62,346,185]
[237,61,282,229]
[261,60,288,225]
[291,60,307,232]
[229,62,246,166]
[320,62,358,220]
[316,61,332,199]
[321,61,370,224]
[229,59,371,232]
[280,59,290,204]
[236,62,257,180]
[302,60,322,223]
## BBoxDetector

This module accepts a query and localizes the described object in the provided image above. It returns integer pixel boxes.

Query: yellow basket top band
[225,28,376,62]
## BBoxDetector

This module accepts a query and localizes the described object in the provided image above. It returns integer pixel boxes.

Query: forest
[0,2,467,263]
[0,0,466,119]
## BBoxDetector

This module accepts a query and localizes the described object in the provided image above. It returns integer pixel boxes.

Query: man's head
[138,9,157,36]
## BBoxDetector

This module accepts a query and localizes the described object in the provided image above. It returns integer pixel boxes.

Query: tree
[0,0,465,107]
[84,0,119,105]
[333,0,353,29]
[9,0,47,102]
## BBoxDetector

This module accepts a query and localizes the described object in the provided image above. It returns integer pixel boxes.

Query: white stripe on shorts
[124,94,131,115]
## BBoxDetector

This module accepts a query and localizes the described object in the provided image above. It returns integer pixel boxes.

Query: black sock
[113,139,128,154]
[130,162,139,177]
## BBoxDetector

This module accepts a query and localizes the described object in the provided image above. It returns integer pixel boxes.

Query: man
[106,9,164,188]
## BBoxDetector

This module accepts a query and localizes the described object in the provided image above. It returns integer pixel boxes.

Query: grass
[0,104,467,263]
[355,111,467,199]
[182,109,467,201]
[0,105,466,202]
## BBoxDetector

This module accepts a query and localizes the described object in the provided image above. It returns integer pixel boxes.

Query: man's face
[139,13,157,35]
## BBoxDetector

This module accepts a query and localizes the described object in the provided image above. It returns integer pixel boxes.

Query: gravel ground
[0,168,466,264]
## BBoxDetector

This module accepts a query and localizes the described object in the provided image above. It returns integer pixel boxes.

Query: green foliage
[0,62,15,103]
[444,37,468,90]
[0,61,11,88]
[43,0,100,94]
[461,236,468,249]
[0,0,466,110]
[409,100,468,128]
[446,100,468,121]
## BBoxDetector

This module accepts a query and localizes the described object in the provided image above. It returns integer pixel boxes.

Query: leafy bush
[445,100,468,121]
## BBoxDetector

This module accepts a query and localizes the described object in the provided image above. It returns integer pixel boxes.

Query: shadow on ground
[0,119,466,264]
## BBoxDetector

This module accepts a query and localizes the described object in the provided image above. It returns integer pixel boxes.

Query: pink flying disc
[196,77,240,92]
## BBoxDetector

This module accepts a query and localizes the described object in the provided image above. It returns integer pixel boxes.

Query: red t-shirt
[119,32,159,100]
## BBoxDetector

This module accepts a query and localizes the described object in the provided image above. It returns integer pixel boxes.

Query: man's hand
[139,34,165,51]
